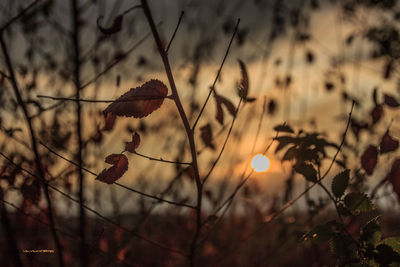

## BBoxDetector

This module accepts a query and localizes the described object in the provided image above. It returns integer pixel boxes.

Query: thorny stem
[0,33,65,267]
[141,1,202,265]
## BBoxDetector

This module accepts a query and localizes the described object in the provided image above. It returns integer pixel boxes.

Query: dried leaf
[294,162,317,183]
[125,132,141,153]
[96,154,128,184]
[372,87,378,105]
[384,94,400,108]
[237,59,249,100]
[371,105,383,124]
[215,97,224,125]
[104,79,168,118]
[380,131,399,154]
[97,15,124,35]
[274,123,294,133]
[361,145,378,175]
[387,159,400,201]
[200,124,215,150]
[217,95,236,116]
[214,94,236,125]
[103,113,116,132]
[268,99,277,115]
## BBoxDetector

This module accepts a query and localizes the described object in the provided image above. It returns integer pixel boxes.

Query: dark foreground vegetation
[1,0,400,266]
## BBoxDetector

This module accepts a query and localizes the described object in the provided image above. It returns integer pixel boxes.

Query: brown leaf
[125,132,141,153]
[217,95,236,116]
[387,158,400,201]
[380,131,399,154]
[214,94,236,125]
[361,145,378,175]
[91,127,103,143]
[371,105,383,124]
[215,98,224,125]
[372,87,378,105]
[384,94,400,108]
[103,113,116,131]
[97,15,124,35]
[237,59,249,100]
[96,154,128,184]
[200,124,215,150]
[104,79,168,118]
[268,99,277,115]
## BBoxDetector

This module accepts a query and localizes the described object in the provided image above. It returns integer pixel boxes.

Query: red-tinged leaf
[387,159,400,201]
[104,79,168,118]
[384,94,400,108]
[200,124,215,150]
[91,128,103,143]
[361,145,378,175]
[125,132,140,153]
[97,15,124,35]
[237,59,249,100]
[103,113,116,132]
[371,105,383,124]
[380,131,399,154]
[96,154,128,184]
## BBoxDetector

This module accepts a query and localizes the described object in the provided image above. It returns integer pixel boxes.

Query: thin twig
[191,19,240,131]
[213,101,355,264]
[0,0,41,32]
[166,11,184,53]
[0,150,188,256]
[0,198,135,267]
[70,0,87,265]
[141,1,203,266]
[39,141,196,209]
[37,94,173,102]
[0,33,65,267]
[203,98,242,183]
[80,28,155,90]
[133,151,191,165]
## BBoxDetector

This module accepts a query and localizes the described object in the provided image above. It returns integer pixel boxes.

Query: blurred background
[1,0,400,266]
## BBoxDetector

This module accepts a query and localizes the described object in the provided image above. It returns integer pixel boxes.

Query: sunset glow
[251,154,270,172]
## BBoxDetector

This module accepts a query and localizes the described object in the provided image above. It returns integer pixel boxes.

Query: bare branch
[166,11,184,53]
[0,150,188,256]
[0,0,41,32]
[191,19,240,131]
[37,94,173,103]
[0,32,65,267]
[39,141,196,209]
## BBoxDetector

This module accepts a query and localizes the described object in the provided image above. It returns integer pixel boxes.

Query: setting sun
[251,154,270,172]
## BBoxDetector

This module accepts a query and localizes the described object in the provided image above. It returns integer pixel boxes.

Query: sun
[251,154,270,172]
